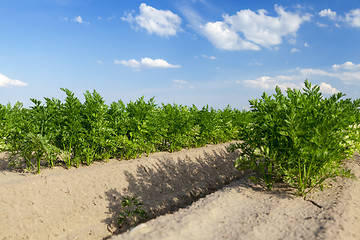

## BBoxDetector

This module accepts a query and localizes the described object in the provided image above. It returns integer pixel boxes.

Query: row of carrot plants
[1,80,359,197]
[228,80,360,196]
[0,88,251,173]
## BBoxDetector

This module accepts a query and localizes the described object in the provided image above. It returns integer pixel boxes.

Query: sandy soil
[112,154,360,240]
[0,143,242,239]
[1,144,360,240]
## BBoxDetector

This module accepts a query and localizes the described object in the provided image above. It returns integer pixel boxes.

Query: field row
[1,81,360,196]
[0,88,251,173]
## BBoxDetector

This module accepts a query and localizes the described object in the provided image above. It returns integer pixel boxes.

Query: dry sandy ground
[112,154,360,240]
[1,144,360,240]
[0,143,242,239]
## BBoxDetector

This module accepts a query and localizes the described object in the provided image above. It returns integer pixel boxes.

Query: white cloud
[173,79,187,88]
[332,61,360,70]
[201,21,260,50]
[316,22,328,27]
[96,60,103,64]
[318,8,360,28]
[243,76,301,90]
[244,76,273,89]
[299,65,360,85]
[244,75,339,95]
[172,79,194,89]
[122,3,182,37]
[179,5,204,32]
[201,54,216,60]
[115,59,140,68]
[304,42,310,47]
[319,9,337,20]
[337,72,360,83]
[115,57,181,69]
[201,5,311,50]
[72,16,89,24]
[241,61,360,94]
[141,57,180,68]
[317,9,339,28]
[319,82,339,94]
[294,4,307,10]
[0,73,28,87]
[345,9,360,28]
[290,48,300,53]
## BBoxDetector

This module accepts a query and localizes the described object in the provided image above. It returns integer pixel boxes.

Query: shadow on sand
[102,147,263,237]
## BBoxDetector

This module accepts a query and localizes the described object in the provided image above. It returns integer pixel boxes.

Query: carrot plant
[0,103,7,150]
[0,89,250,173]
[118,196,147,227]
[229,80,359,196]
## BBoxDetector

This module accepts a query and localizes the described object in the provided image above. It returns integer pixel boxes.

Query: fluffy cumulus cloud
[0,73,28,87]
[318,8,360,28]
[115,57,181,69]
[122,3,182,37]
[319,9,338,20]
[319,82,339,94]
[243,75,301,90]
[345,9,360,28]
[202,5,311,51]
[201,21,260,50]
[243,75,339,94]
[241,61,360,94]
[332,61,360,70]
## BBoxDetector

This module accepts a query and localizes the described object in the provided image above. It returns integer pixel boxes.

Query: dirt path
[112,155,360,240]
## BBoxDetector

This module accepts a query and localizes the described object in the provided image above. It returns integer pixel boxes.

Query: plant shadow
[102,146,284,237]
[102,145,301,239]
[0,152,27,174]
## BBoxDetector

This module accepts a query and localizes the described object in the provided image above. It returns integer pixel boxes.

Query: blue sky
[1,0,360,109]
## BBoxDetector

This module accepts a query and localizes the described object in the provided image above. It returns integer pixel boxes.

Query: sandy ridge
[1,145,360,240]
[0,143,242,239]
[112,154,360,240]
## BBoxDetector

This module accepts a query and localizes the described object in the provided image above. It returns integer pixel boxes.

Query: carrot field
[0,88,251,173]
[1,80,359,196]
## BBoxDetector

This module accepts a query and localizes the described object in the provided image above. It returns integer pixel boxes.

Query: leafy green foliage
[0,89,248,173]
[2,81,358,198]
[118,196,146,226]
[0,103,7,150]
[229,80,359,196]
